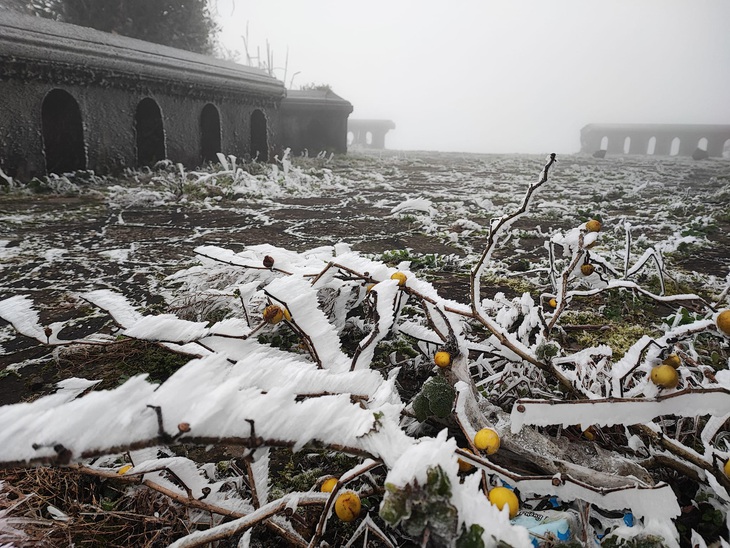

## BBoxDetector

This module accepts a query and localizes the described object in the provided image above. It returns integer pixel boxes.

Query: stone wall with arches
[580,124,730,158]
[0,13,353,180]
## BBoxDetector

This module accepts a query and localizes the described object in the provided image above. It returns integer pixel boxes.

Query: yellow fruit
[650,364,679,389]
[581,425,597,441]
[334,491,361,522]
[391,271,407,286]
[365,283,376,292]
[717,310,730,336]
[580,264,595,276]
[662,354,681,369]
[434,351,452,368]
[585,219,602,232]
[488,486,519,518]
[548,298,557,308]
[320,477,338,493]
[474,428,500,455]
[118,464,133,475]
[458,449,474,472]
[724,459,730,478]
[263,305,290,324]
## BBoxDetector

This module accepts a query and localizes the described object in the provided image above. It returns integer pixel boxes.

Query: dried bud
[177,422,191,433]
[516,404,526,413]
[263,305,284,324]
[263,255,275,268]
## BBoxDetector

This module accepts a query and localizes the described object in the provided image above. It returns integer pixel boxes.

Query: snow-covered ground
[0,150,729,547]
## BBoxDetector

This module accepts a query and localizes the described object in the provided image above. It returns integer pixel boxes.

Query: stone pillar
[707,138,725,157]
[372,130,386,149]
[654,135,673,156]
[606,133,624,154]
[678,137,695,156]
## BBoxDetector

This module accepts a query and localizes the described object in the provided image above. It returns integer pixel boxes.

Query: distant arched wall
[200,103,221,164]
[580,124,730,157]
[251,109,268,162]
[135,97,165,167]
[41,89,86,174]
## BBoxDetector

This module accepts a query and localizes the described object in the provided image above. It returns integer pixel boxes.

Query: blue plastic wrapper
[511,510,574,547]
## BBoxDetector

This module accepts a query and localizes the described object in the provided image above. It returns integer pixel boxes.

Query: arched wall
[580,124,730,158]
[0,74,280,178]
[0,12,287,180]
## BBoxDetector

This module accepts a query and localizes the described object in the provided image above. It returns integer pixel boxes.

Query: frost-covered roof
[348,119,397,130]
[0,12,286,99]
[581,123,730,135]
[282,89,353,112]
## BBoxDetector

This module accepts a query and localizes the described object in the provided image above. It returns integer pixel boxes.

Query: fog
[214,1,730,155]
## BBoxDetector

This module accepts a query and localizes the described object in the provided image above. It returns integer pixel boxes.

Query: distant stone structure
[0,13,352,180]
[279,89,353,156]
[348,119,396,149]
[580,124,730,158]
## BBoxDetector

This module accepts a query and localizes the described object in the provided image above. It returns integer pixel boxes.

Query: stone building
[580,124,730,158]
[347,119,396,149]
[0,12,351,180]
[279,89,353,156]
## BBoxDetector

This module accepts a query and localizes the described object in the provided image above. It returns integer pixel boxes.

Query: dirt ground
[1,151,729,405]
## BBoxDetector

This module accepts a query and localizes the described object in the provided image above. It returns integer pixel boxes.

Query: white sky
[212,1,730,154]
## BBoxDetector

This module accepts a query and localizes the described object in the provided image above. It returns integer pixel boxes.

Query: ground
[0,150,729,546]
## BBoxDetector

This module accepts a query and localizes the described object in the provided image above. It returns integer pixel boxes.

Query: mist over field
[214,0,730,154]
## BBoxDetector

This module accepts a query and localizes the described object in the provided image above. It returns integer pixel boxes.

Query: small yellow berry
[474,428,500,455]
[334,491,361,522]
[717,310,730,336]
[320,477,338,493]
[263,305,290,324]
[585,219,602,232]
[390,271,407,286]
[580,264,595,276]
[488,486,519,518]
[434,351,452,368]
[547,298,557,308]
[724,459,730,478]
[650,364,679,389]
[662,354,681,369]
[457,449,474,472]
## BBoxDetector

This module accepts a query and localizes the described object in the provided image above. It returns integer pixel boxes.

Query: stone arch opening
[200,103,221,164]
[670,137,681,156]
[135,98,165,167]
[365,131,373,146]
[250,109,268,162]
[647,137,656,155]
[697,137,708,151]
[600,136,609,150]
[41,88,86,174]
[623,136,631,154]
[347,131,354,146]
